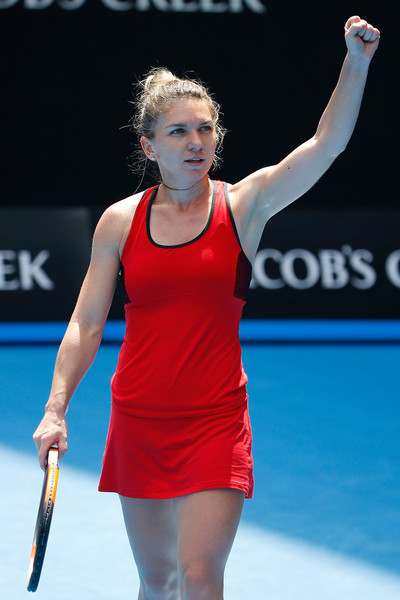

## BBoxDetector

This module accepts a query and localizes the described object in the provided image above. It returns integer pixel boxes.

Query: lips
[184,157,205,165]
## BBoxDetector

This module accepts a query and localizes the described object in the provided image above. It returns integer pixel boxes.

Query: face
[141,98,217,186]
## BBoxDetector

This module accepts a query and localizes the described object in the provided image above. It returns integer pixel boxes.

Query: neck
[159,177,211,203]
[157,177,210,206]
[161,181,199,192]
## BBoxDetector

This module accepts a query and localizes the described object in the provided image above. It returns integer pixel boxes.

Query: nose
[187,130,203,151]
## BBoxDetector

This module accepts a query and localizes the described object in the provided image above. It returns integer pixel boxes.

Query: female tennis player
[33,16,379,600]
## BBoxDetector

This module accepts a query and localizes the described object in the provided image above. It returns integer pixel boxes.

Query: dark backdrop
[1,2,395,211]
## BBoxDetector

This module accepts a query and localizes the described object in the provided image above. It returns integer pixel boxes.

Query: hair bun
[143,68,177,92]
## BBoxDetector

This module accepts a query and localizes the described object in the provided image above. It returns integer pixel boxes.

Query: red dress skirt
[99,399,253,499]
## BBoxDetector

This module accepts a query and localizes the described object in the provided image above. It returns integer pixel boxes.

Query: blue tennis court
[1,332,400,598]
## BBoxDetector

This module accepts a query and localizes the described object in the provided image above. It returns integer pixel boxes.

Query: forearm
[315,53,371,157]
[32,318,104,468]
[45,318,104,416]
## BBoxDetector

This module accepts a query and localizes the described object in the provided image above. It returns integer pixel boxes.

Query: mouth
[184,157,205,166]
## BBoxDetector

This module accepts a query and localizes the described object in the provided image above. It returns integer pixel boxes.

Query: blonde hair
[129,67,226,179]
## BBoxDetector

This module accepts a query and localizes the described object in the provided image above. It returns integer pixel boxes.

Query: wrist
[45,393,68,417]
[345,51,372,71]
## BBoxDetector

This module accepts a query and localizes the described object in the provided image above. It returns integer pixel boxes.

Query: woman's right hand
[33,410,68,470]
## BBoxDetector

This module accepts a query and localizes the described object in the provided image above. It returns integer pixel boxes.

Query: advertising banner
[244,209,400,319]
[0,209,92,321]
[1,207,399,323]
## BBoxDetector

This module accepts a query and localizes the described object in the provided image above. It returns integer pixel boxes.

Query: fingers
[345,15,380,42]
[37,442,51,471]
[37,439,67,470]
[356,21,380,42]
[33,420,68,470]
[345,15,361,31]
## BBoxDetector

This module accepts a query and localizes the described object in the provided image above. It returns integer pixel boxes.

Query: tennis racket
[27,445,59,592]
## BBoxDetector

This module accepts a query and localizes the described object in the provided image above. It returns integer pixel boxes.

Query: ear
[140,136,159,161]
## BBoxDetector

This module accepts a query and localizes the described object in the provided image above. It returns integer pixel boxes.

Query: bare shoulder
[94,191,144,257]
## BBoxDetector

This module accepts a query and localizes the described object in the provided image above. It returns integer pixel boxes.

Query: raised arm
[314,16,380,159]
[32,205,128,469]
[230,16,380,263]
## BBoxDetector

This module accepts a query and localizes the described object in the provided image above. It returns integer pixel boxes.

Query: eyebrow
[164,120,213,129]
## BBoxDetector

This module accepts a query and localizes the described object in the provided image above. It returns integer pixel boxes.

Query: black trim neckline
[146,180,217,249]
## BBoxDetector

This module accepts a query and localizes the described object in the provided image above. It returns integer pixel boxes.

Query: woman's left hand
[345,16,380,61]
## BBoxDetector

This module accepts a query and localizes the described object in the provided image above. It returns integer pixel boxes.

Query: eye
[169,128,186,136]
[199,125,213,133]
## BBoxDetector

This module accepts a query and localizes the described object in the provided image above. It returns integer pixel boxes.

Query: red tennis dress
[98,180,254,499]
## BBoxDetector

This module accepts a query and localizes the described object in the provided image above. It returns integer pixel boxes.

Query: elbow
[69,315,105,341]
[314,133,348,160]
[331,137,349,158]
[329,145,347,160]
